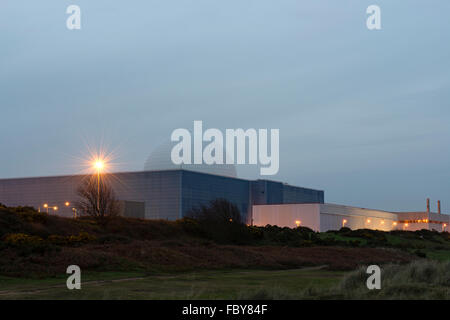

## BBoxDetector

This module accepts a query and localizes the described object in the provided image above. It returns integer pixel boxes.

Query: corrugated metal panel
[181,170,250,222]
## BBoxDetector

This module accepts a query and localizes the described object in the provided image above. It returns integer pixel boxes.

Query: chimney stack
[427,198,430,213]
[438,200,441,214]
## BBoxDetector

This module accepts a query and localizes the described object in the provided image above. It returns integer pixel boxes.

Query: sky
[1,0,449,212]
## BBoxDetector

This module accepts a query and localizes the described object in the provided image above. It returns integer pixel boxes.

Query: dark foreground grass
[0,267,346,300]
[240,260,450,300]
[1,260,448,300]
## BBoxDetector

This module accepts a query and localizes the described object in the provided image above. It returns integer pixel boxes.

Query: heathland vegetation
[0,201,449,299]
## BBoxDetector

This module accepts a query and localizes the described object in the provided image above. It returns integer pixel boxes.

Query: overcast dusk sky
[1,0,449,212]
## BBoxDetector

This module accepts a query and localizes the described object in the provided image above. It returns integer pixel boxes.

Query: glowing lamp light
[393,222,398,226]
[381,220,385,225]
[295,220,301,227]
[53,206,58,211]
[342,219,347,227]
[367,219,371,224]
[94,160,105,171]
[65,202,70,207]
[43,204,48,208]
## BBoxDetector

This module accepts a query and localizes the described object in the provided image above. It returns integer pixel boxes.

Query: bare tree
[188,198,242,224]
[75,175,119,221]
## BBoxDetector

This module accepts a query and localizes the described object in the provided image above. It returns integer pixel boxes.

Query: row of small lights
[294,219,447,230]
[42,201,77,217]
[42,201,71,212]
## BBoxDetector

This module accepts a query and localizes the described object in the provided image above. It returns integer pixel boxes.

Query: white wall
[253,203,397,232]
[252,203,449,232]
[319,204,397,232]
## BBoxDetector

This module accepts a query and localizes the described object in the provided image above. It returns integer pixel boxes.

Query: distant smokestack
[438,200,441,214]
[427,198,430,213]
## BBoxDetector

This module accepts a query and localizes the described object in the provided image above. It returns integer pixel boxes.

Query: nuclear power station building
[0,144,448,232]
[0,169,324,224]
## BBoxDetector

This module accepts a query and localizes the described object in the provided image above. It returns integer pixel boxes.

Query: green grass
[2,262,448,300]
[424,250,450,261]
[0,268,346,300]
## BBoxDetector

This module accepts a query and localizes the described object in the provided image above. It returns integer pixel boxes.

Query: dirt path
[0,277,147,297]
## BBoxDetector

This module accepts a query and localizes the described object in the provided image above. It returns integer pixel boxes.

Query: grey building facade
[0,170,324,223]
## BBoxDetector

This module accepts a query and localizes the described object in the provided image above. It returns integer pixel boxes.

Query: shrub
[338,227,351,234]
[4,232,96,247]
[67,232,97,244]
[10,207,47,223]
[184,199,253,244]
[97,234,131,244]
[3,233,44,246]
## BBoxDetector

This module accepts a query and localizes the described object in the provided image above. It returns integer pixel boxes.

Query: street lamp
[42,204,58,214]
[342,219,347,227]
[93,159,105,214]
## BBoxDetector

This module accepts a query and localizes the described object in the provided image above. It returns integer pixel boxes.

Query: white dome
[144,141,238,178]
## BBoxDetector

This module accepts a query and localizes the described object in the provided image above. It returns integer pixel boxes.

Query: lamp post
[64,201,78,219]
[94,160,104,215]
[42,204,58,214]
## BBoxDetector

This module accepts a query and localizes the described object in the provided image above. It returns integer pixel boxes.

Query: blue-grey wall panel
[282,184,324,204]
[181,170,250,222]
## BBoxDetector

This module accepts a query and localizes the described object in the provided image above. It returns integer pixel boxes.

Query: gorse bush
[3,233,44,246]
[3,232,96,247]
